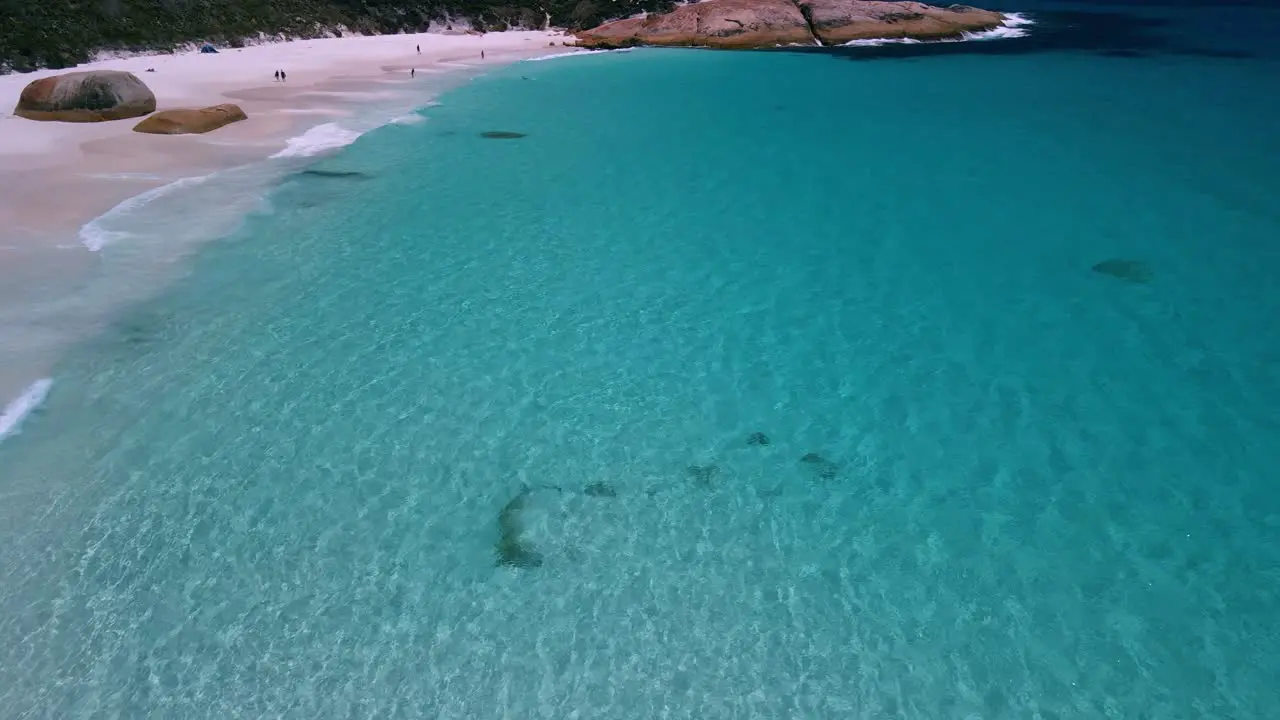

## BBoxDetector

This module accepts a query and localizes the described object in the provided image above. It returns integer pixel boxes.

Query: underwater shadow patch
[494,484,565,569]
[800,452,840,480]
[299,169,371,180]
[771,10,1256,62]
[480,131,527,139]
[102,309,180,352]
[1092,259,1152,284]
[583,481,618,498]
[687,464,719,486]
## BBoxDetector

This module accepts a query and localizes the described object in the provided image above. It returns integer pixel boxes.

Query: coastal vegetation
[0,0,675,72]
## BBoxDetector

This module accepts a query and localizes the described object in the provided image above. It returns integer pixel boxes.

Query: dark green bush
[0,0,676,72]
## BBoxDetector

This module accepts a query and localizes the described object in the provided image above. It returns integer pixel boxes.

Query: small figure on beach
[274,70,280,81]
[410,68,415,78]
[481,50,485,59]
[416,44,421,53]
[280,70,287,82]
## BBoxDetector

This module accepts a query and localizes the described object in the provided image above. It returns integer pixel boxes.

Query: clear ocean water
[3,6,1280,718]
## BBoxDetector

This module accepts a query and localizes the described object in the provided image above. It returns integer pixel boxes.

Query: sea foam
[959,13,1034,41]
[390,112,428,125]
[523,48,634,62]
[844,12,1032,47]
[0,379,52,443]
[80,174,213,251]
[77,105,425,253]
[270,123,366,159]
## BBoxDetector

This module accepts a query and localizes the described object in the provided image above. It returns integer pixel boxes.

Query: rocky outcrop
[574,0,1004,49]
[799,0,1004,44]
[576,0,814,49]
[13,70,156,122]
[132,104,247,134]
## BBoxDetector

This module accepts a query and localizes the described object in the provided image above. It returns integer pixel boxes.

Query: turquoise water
[4,38,1280,718]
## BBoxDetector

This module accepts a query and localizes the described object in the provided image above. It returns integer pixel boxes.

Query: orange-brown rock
[575,0,815,49]
[14,70,156,122]
[132,104,248,135]
[799,0,1004,44]
[575,0,1005,49]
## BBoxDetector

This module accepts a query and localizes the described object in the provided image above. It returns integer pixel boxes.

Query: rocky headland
[574,0,1007,49]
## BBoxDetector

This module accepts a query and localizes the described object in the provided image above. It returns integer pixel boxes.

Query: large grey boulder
[14,70,157,122]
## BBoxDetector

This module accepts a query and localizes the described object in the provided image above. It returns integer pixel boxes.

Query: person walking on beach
[481,50,485,60]
[417,44,421,53]
[274,70,280,81]
[410,68,415,78]
[280,70,287,82]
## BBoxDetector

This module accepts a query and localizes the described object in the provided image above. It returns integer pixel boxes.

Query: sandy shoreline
[0,29,570,430]
[0,30,567,234]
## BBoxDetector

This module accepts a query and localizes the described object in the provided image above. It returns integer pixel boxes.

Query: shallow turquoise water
[3,42,1280,718]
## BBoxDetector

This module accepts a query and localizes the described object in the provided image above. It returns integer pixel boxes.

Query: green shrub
[0,0,674,72]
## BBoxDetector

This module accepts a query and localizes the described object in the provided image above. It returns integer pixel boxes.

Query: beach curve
[0,29,576,421]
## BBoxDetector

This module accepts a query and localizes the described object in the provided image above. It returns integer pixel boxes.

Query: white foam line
[1002,12,1034,28]
[523,48,634,62]
[389,113,427,125]
[269,122,365,159]
[0,378,53,443]
[844,12,1033,47]
[79,174,214,251]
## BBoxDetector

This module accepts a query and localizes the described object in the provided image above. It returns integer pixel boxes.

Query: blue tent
[199,44,218,54]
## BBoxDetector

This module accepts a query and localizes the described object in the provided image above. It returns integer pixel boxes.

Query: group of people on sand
[272,69,287,82]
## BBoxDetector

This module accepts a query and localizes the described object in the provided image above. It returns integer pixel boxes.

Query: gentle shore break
[0,29,569,437]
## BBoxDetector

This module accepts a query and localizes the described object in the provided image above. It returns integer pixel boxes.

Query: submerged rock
[1092,259,1152,284]
[117,321,155,346]
[583,481,618,498]
[300,169,370,179]
[574,0,1004,50]
[495,536,544,568]
[687,464,719,485]
[133,103,247,135]
[747,432,770,446]
[495,487,554,569]
[801,452,839,480]
[480,131,527,139]
[109,310,175,348]
[15,70,156,122]
[800,0,1005,45]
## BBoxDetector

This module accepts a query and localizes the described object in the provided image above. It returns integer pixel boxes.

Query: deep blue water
[2,7,1280,718]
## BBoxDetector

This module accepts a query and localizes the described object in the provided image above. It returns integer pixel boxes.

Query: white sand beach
[0,29,566,230]
[0,29,570,431]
